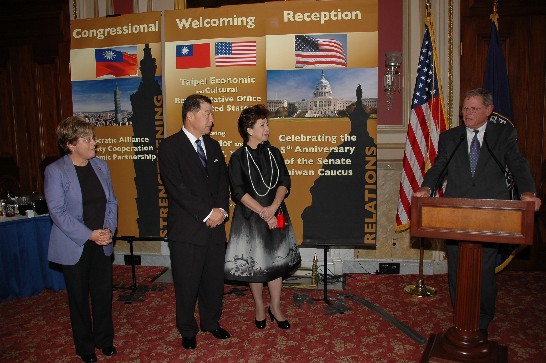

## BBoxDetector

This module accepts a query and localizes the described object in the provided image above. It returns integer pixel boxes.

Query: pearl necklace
[245,146,279,197]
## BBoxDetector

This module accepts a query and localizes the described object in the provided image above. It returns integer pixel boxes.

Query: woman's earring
[249,133,253,136]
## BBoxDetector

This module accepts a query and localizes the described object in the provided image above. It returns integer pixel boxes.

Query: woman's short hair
[56,116,93,154]
[237,104,270,142]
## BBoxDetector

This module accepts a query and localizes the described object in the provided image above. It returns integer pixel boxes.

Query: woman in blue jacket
[44,116,118,363]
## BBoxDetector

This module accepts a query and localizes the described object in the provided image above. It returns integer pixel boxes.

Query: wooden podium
[411,197,535,363]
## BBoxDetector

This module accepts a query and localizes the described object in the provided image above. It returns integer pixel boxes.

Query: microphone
[483,132,517,196]
[430,134,465,197]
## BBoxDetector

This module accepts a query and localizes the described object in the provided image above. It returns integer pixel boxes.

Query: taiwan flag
[176,44,210,69]
[95,48,138,78]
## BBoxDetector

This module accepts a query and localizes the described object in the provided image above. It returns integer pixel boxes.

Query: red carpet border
[1,266,546,362]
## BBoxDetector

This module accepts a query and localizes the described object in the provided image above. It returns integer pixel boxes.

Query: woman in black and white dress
[225,104,301,330]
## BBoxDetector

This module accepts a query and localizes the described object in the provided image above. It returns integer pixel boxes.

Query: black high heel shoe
[254,318,266,329]
[268,307,290,329]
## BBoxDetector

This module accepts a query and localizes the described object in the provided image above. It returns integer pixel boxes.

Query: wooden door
[460,0,546,270]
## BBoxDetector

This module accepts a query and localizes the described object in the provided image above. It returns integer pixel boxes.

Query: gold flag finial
[175,0,186,10]
[425,0,432,21]
[490,0,499,28]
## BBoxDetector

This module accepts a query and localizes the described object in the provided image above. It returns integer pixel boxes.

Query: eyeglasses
[79,136,96,143]
[462,106,485,113]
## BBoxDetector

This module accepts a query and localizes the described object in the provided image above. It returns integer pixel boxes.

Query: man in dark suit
[158,94,230,350]
[414,88,541,334]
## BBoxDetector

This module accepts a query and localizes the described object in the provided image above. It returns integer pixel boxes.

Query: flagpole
[484,1,524,274]
[404,238,436,297]
[490,0,499,28]
[402,1,446,298]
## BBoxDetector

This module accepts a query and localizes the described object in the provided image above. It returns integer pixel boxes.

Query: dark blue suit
[158,130,229,338]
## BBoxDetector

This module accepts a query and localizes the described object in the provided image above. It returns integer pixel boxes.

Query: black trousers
[63,241,114,355]
[446,240,498,330]
[169,240,225,338]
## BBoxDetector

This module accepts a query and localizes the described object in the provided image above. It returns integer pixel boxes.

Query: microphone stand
[405,134,465,298]
[483,132,523,274]
[483,132,517,200]
[430,135,466,197]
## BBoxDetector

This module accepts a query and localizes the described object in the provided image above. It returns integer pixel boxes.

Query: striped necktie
[195,139,207,169]
[469,130,480,176]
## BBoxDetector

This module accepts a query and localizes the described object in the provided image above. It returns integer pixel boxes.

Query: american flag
[295,35,346,68]
[215,41,256,67]
[395,22,447,231]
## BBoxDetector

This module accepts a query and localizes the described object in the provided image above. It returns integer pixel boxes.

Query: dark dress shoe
[255,318,266,329]
[204,327,231,339]
[79,353,97,363]
[182,336,197,350]
[101,346,117,356]
[268,307,290,329]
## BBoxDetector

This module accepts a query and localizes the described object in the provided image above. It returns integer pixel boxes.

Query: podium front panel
[410,197,534,245]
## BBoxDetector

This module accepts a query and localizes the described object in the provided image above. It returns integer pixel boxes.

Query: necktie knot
[195,139,207,169]
[469,130,480,176]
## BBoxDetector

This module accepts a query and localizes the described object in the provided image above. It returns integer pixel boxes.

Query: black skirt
[224,204,301,283]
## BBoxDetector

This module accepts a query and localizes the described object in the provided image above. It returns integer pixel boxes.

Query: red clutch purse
[276,207,286,230]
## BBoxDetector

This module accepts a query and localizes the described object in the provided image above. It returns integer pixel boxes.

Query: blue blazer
[44,155,118,265]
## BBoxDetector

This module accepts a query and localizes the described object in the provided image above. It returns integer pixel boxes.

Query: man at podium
[414,88,541,335]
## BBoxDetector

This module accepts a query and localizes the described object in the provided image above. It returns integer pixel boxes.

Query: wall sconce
[384,51,402,110]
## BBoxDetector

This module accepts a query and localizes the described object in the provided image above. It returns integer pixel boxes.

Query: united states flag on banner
[215,41,256,67]
[295,35,346,68]
[395,22,447,231]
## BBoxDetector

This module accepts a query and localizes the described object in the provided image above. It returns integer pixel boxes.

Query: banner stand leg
[127,236,138,293]
[113,235,142,303]
[113,235,166,303]
[322,245,333,305]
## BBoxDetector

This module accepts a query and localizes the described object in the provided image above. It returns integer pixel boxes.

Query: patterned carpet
[1,266,545,362]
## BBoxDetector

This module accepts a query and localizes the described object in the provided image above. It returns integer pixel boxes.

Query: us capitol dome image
[268,71,377,118]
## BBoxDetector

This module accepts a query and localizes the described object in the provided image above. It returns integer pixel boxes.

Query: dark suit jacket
[422,121,536,199]
[158,130,229,245]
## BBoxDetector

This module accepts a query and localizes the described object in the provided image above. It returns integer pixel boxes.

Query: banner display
[164,0,378,247]
[71,12,164,237]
